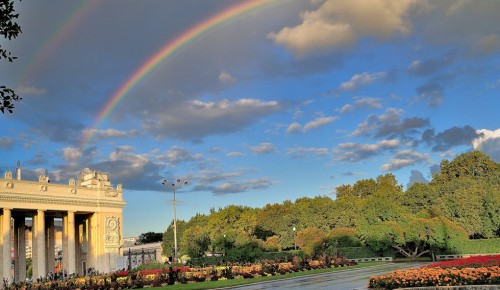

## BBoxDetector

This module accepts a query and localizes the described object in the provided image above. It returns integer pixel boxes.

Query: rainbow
[77,0,279,153]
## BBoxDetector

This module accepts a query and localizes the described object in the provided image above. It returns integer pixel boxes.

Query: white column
[2,208,12,283]
[66,211,76,274]
[36,210,46,279]
[16,218,26,283]
[46,218,55,274]
[32,214,38,280]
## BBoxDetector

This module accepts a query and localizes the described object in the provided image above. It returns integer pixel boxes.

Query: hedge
[436,238,500,255]
[337,247,394,259]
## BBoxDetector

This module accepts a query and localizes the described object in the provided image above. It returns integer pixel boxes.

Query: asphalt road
[227,262,426,290]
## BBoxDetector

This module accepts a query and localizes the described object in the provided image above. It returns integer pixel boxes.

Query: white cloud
[472,128,500,162]
[157,146,203,165]
[62,147,81,162]
[381,150,431,171]
[81,128,128,139]
[474,34,500,55]
[0,137,14,149]
[340,97,382,113]
[303,116,337,131]
[249,143,276,155]
[219,71,236,83]
[268,0,415,56]
[143,98,281,141]
[339,72,386,91]
[287,122,302,134]
[227,151,245,157]
[15,85,47,96]
[286,146,329,158]
[336,139,400,162]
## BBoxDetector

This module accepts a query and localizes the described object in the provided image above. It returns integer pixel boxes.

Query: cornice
[0,192,126,209]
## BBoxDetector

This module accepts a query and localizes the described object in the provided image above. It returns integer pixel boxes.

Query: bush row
[435,238,500,255]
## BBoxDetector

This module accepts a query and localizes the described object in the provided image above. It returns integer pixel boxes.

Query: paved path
[227,262,427,290]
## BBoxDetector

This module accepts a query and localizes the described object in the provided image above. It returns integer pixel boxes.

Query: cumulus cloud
[340,97,383,113]
[81,128,129,140]
[473,34,500,55]
[192,171,274,195]
[339,72,386,91]
[227,151,245,157]
[287,116,337,133]
[422,125,482,152]
[248,143,276,155]
[287,122,302,134]
[15,85,47,96]
[472,128,500,162]
[304,116,338,131]
[143,98,281,141]
[157,146,203,165]
[407,169,429,188]
[0,137,14,149]
[407,54,455,77]
[87,146,163,191]
[413,82,445,107]
[286,146,329,159]
[268,0,415,56]
[351,108,429,140]
[381,150,431,171]
[219,71,236,83]
[335,139,400,162]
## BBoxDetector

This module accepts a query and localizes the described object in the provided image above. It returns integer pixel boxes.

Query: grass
[151,262,385,290]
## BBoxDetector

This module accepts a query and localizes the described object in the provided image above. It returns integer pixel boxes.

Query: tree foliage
[137,231,163,244]
[1,0,22,113]
[161,151,499,260]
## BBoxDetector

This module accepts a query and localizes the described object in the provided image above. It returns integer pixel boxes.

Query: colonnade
[0,209,92,283]
[1,167,125,288]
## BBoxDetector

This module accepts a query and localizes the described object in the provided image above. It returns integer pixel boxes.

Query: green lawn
[151,262,384,290]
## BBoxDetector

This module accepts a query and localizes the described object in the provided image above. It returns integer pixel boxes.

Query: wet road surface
[222,262,426,290]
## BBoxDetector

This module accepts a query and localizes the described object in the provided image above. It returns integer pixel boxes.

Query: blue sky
[1,0,499,237]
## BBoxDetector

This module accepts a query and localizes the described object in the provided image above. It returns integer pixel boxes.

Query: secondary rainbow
[79,0,276,150]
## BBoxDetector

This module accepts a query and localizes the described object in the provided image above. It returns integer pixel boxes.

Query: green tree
[161,220,188,258]
[1,0,22,113]
[263,235,282,252]
[295,227,326,257]
[326,227,361,248]
[180,225,211,258]
[137,232,163,244]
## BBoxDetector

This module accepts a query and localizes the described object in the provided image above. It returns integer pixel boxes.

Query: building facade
[0,166,126,284]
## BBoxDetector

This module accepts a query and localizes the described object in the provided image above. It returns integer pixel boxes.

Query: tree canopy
[160,151,499,260]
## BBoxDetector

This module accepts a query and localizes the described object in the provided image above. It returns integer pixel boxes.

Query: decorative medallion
[4,182,14,189]
[105,216,120,245]
[71,188,77,194]
[40,185,48,191]
[105,189,118,197]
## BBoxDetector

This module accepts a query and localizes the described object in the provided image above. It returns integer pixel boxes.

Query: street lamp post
[162,178,188,264]
[292,226,297,250]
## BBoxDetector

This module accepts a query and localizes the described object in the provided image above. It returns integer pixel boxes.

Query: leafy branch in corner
[0,0,22,113]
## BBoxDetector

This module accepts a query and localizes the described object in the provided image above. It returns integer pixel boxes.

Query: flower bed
[3,255,356,290]
[369,255,500,289]
[426,255,500,269]
[368,266,500,289]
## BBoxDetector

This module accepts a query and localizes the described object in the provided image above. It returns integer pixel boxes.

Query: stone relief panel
[105,216,120,246]
[105,189,118,197]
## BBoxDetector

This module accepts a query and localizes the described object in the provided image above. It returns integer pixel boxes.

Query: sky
[1,0,499,237]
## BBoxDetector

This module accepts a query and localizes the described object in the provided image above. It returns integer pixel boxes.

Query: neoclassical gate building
[0,165,126,283]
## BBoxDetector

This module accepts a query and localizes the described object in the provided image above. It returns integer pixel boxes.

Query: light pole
[162,178,188,263]
[293,226,297,250]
